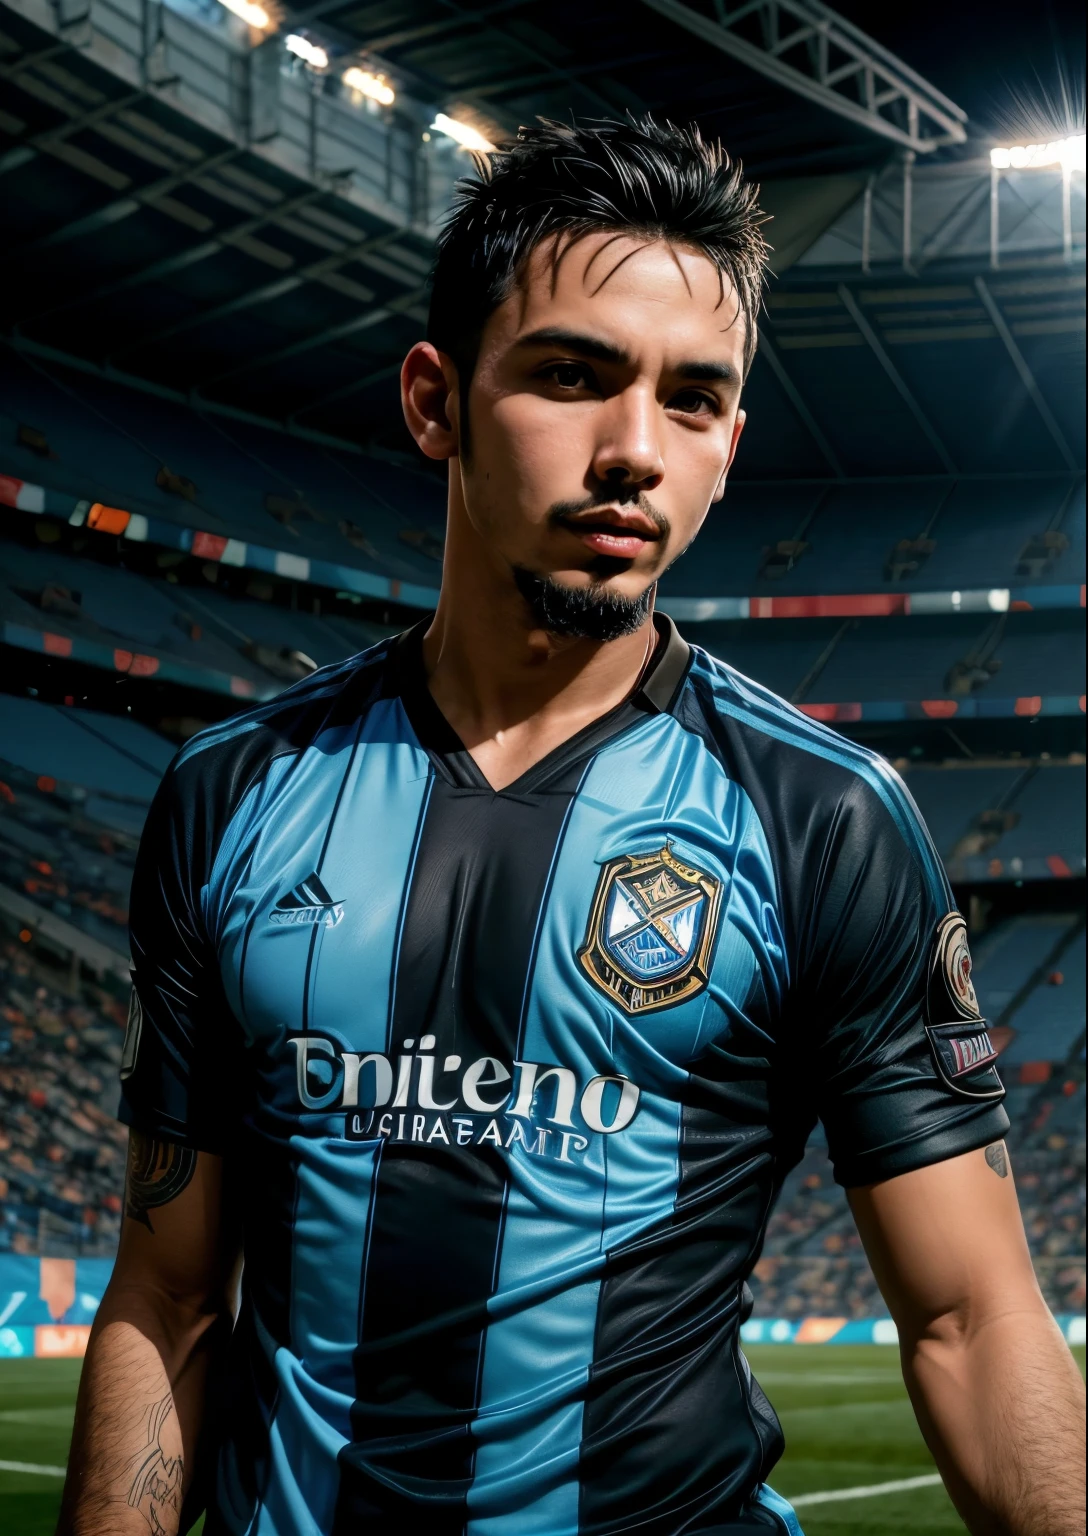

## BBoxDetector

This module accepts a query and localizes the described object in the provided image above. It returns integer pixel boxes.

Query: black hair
[427,113,769,391]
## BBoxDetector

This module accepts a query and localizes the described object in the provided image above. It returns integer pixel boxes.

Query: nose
[590,384,665,491]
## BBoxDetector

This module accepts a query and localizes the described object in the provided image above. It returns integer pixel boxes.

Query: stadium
[0,0,1083,1531]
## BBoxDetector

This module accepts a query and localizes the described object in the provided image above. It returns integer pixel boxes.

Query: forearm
[56,1280,230,1536]
[904,1299,1085,1536]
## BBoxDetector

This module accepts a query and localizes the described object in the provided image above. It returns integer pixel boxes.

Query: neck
[421,482,657,782]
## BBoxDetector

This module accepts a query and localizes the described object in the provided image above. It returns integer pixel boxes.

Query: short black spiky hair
[427,114,769,388]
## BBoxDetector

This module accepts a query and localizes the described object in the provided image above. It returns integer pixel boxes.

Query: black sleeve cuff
[116,1092,229,1157]
[834,1101,1011,1189]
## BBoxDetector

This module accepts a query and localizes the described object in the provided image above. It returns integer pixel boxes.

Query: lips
[558,507,661,561]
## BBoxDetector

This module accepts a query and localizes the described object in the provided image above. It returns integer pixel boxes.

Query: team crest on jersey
[579,844,723,1014]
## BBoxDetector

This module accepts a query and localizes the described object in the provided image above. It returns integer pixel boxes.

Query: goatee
[512,567,654,642]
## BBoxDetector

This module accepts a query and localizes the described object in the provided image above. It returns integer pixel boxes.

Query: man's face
[453,231,747,608]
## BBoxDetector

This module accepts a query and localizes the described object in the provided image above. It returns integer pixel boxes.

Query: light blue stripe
[251,1137,380,1535]
[307,697,431,1048]
[468,714,783,1534]
[688,651,950,910]
[757,1482,806,1535]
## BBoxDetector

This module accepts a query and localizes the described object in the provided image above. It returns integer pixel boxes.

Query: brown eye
[548,363,591,389]
[671,391,717,415]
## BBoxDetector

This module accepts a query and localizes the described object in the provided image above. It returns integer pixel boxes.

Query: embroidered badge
[579,844,723,1015]
[925,912,1004,1100]
[931,910,980,1020]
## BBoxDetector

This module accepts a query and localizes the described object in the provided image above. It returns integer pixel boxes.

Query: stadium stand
[0,932,128,1261]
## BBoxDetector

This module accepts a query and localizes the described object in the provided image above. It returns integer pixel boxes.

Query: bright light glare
[991,134,1086,171]
[217,0,271,27]
[286,34,328,69]
[342,67,394,106]
[431,113,495,152]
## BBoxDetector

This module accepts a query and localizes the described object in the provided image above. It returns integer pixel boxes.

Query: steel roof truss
[973,277,1077,473]
[108,226,404,360]
[195,281,430,391]
[836,284,957,473]
[0,84,145,176]
[15,183,337,330]
[16,144,241,254]
[642,0,967,152]
[756,332,844,477]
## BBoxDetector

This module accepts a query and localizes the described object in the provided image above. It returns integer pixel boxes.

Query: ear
[711,408,746,503]
[401,342,460,460]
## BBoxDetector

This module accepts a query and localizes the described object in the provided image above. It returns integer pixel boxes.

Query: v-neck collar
[387,612,691,797]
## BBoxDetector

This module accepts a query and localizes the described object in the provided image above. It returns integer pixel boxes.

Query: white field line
[792,1472,944,1507]
[0,1458,948,1508]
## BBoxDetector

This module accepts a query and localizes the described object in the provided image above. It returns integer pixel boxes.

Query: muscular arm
[56,1131,241,1536]
[850,1142,1085,1536]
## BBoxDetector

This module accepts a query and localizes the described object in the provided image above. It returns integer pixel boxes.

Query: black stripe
[332,761,584,1531]
[579,1036,784,1534]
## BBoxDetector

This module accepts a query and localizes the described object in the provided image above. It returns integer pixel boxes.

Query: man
[59,117,1083,1536]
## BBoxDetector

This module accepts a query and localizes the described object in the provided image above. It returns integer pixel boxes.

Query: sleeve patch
[120,985,144,1082]
[925,913,1004,1101]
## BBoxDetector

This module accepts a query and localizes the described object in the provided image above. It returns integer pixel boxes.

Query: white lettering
[288,1036,340,1110]
[505,1120,530,1151]
[558,1131,590,1163]
[427,1117,450,1144]
[453,1116,474,1146]
[340,1051,393,1108]
[580,1075,640,1134]
[508,1061,577,1126]
[411,1114,426,1142]
[417,1054,457,1110]
[376,1112,393,1137]
[391,1053,414,1108]
[462,1057,512,1112]
[478,1118,503,1147]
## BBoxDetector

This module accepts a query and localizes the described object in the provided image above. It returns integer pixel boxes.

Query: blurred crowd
[0,935,127,1257]
[0,763,137,953]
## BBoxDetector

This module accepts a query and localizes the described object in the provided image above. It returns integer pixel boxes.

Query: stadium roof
[0,0,1083,478]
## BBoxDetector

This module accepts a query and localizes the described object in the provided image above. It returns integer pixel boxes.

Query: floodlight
[217,0,271,27]
[990,134,1086,171]
[342,67,395,106]
[431,113,495,153]
[286,34,328,69]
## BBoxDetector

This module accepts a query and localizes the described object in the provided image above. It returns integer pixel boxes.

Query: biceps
[114,1131,239,1310]
[848,1142,1040,1334]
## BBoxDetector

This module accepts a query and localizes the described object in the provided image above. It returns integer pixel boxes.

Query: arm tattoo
[124,1394,183,1536]
[125,1131,197,1233]
[985,1141,1009,1178]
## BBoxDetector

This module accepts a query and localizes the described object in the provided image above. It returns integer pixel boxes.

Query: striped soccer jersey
[119,615,1008,1536]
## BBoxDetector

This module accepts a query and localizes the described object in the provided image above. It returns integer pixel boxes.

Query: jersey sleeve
[804,771,1010,1189]
[118,753,245,1155]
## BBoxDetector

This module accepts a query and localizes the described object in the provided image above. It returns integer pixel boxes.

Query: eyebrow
[514,327,740,386]
[516,327,630,366]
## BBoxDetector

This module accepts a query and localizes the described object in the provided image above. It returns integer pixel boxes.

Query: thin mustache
[547,493,669,537]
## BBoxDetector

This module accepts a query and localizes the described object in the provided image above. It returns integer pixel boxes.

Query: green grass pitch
[0,1345,1084,1534]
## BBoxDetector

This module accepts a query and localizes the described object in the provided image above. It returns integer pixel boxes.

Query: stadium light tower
[989,134,1085,266]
